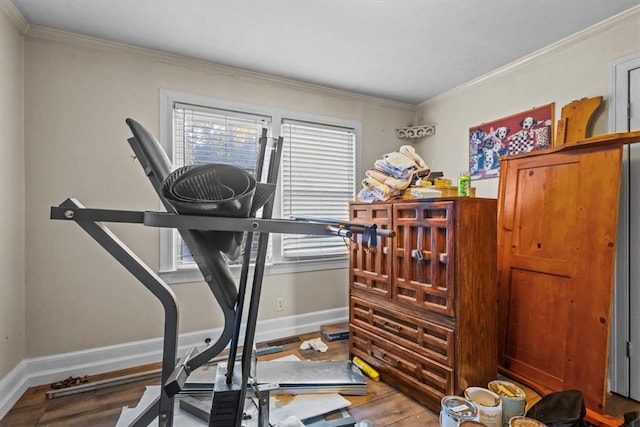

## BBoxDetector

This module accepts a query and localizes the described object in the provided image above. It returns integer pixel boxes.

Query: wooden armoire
[348,198,497,412]
[496,130,640,425]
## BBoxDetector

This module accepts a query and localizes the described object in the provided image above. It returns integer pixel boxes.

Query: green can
[458,171,471,196]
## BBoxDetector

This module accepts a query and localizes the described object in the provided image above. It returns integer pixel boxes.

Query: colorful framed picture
[469,103,554,179]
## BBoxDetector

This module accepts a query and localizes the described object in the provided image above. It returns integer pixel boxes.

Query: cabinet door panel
[393,202,455,317]
[501,268,569,390]
[507,160,580,268]
[350,204,393,297]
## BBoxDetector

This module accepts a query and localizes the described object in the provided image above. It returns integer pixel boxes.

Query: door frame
[609,51,640,397]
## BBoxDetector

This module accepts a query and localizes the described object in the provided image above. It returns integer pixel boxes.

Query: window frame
[158,89,360,284]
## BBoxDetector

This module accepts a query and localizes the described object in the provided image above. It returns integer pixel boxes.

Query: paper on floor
[299,337,328,352]
[274,415,305,427]
[269,393,351,425]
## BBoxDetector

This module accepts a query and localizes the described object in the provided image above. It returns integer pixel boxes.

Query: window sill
[159,257,348,285]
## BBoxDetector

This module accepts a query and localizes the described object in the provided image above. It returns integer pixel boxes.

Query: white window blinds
[280,120,356,259]
[174,103,270,170]
[173,103,271,266]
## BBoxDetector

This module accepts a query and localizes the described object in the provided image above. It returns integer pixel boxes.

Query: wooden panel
[510,161,580,262]
[451,198,498,392]
[349,203,393,298]
[555,96,603,146]
[501,268,570,390]
[497,135,633,416]
[392,202,455,317]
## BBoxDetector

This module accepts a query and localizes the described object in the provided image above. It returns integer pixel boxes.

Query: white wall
[415,8,640,199]
[23,28,416,358]
[0,4,25,380]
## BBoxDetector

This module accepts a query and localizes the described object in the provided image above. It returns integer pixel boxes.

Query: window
[172,103,271,267]
[159,91,358,283]
[280,120,355,259]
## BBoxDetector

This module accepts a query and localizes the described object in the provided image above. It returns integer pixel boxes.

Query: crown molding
[24,25,416,112]
[420,5,640,109]
[0,0,29,33]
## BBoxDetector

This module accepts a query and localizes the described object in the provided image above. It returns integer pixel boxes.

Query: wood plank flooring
[1,331,638,426]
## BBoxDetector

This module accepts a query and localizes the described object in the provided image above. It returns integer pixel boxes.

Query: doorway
[610,52,640,401]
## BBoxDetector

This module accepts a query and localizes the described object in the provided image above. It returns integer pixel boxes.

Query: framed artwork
[469,103,555,179]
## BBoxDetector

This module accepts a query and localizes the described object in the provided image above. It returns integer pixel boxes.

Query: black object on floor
[526,390,587,427]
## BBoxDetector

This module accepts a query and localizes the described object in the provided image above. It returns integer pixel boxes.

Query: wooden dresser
[348,197,498,412]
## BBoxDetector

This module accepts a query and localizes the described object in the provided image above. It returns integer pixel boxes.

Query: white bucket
[464,387,503,427]
[439,395,479,427]
[488,380,527,427]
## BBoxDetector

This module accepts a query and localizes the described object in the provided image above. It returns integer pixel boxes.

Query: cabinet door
[350,203,393,298]
[393,201,455,317]
[497,146,622,414]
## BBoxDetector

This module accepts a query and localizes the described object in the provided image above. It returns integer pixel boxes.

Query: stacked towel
[400,145,428,169]
[360,177,402,201]
[357,145,428,202]
[374,152,417,180]
[365,169,412,191]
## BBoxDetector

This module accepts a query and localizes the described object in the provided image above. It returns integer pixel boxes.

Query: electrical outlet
[276,297,285,311]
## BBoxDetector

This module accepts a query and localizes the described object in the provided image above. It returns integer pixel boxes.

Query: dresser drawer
[350,324,454,406]
[350,296,455,367]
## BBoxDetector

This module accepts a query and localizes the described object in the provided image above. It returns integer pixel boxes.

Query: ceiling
[10,0,640,104]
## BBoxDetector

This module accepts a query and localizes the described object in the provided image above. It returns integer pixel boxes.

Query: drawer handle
[372,351,398,368]
[439,252,448,263]
[382,322,401,334]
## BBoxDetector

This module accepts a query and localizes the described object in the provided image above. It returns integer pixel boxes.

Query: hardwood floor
[1,331,638,426]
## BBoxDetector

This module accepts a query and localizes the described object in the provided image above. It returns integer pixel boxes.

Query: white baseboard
[0,307,347,420]
[0,360,29,422]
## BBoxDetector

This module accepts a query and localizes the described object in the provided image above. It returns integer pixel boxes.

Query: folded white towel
[383,151,418,170]
[362,177,401,201]
[374,158,413,180]
[399,145,428,169]
[356,188,377,203]
[366,169,411,190]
